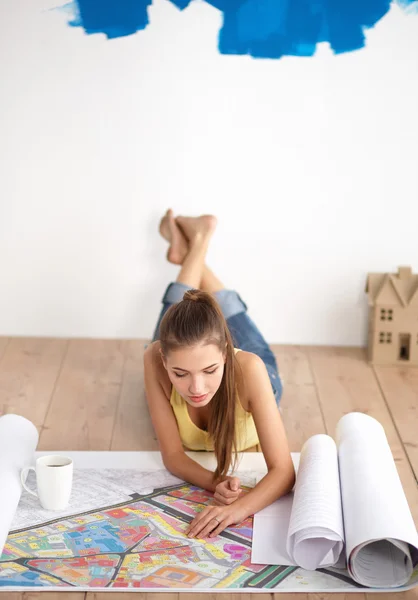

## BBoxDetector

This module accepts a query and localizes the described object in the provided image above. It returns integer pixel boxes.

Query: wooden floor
[0,337,417,600]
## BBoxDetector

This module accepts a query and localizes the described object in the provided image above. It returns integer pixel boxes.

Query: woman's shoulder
[144,340,162,366]
[235,349,267,411]
[235,348,265,372]
[144,341,171,398]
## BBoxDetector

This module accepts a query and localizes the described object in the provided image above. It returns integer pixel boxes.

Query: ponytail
[159,289,238,480]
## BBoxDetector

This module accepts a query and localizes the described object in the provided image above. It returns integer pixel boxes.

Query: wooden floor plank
[38,340,125,450]
[273,345,326,451]
[366,589,418,599]
[0,338,68,428]
[7,587,86,598]
[22,593,85,600]
[308,346,418,527]
[178,595,257,600]
[307,595,366,600]
[111,340,158,451]
[374,365,418,480]
[0,337,9,361]
[87,594,177,599]
[273,594,308,600]
[142,595,178,600]
[179,595,273,600]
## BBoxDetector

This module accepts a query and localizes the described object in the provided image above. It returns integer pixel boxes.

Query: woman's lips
[189,394,208,403]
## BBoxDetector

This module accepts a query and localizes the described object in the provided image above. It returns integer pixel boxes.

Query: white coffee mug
[20,455,73,511]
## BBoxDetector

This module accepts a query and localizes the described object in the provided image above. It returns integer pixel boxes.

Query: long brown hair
[159,289,238,481]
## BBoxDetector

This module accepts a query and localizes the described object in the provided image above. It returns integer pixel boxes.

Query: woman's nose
[189,377,204,395]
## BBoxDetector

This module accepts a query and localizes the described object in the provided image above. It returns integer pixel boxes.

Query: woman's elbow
[162,454,175,474]
[269,461,296,494]
[286,464,296,492]
[162,451,183,476]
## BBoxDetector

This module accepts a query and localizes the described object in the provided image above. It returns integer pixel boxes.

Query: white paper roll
[0,414,39,557]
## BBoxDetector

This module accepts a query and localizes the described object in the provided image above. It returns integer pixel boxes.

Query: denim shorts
[152,283,283,405]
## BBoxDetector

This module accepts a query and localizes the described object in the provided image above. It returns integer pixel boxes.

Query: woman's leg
[158,210,225,293]
[176,215,282,402]
[174,215,217,288]
[151,212,217,341]
[153,212,283,402]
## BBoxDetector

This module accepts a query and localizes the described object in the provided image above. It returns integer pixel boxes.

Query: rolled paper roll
[0,414,39,557]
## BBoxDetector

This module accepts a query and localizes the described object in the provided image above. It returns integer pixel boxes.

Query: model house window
[380,309,394,321]
[379,332,392,344]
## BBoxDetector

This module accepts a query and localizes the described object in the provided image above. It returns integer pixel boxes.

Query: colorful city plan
[0,480,361,590]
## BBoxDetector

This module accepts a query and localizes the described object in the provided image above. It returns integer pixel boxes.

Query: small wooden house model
[365,266,418,365]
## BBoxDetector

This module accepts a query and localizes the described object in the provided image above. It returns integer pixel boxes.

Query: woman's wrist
[233,495,253,520]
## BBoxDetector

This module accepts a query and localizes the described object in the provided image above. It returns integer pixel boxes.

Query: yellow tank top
[169,349,259,451]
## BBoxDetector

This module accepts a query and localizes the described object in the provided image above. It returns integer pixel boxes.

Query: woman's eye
[174,369,217,378]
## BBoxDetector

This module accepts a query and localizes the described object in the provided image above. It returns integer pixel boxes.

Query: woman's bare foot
[176,215,217,244]
[158,209,188,265]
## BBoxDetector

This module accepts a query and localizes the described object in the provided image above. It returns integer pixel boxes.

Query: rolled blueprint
[0,414,39,556]
[336,412,418,588]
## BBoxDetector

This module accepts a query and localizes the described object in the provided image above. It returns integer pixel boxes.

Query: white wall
[1,0,417,345]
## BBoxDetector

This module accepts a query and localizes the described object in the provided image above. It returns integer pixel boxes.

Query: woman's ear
[159,348,168,370]
[223,343,228,363]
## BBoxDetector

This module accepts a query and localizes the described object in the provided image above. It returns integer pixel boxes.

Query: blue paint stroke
[61,0,418,57]
[68,0,153,39]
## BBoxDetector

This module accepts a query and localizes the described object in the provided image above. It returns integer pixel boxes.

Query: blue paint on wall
[61,0,418,57]
[68,0,153,39]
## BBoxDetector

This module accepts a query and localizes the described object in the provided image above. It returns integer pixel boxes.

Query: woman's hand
[186,503,247,539]
[214,476,242,506]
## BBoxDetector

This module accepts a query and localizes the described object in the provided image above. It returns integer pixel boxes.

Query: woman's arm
[144,342,220,492]
[234,352,295,514]
[187,352,295,538]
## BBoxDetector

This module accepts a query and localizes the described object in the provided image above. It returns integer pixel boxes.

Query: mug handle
[20,466,38,497]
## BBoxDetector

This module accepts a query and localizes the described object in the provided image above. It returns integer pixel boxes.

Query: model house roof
[365,266,418,308]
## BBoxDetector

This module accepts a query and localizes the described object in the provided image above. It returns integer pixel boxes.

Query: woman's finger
[195,515,224,539]
[228,477,241,492]
[213,493,226,505]
[185,508,211,535]
[216,486,239,499]
[213,492,233,505]
[209,517,230,538]
[187,511,221,538]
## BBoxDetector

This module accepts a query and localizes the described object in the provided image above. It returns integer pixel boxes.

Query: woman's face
[162,342,226,408]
